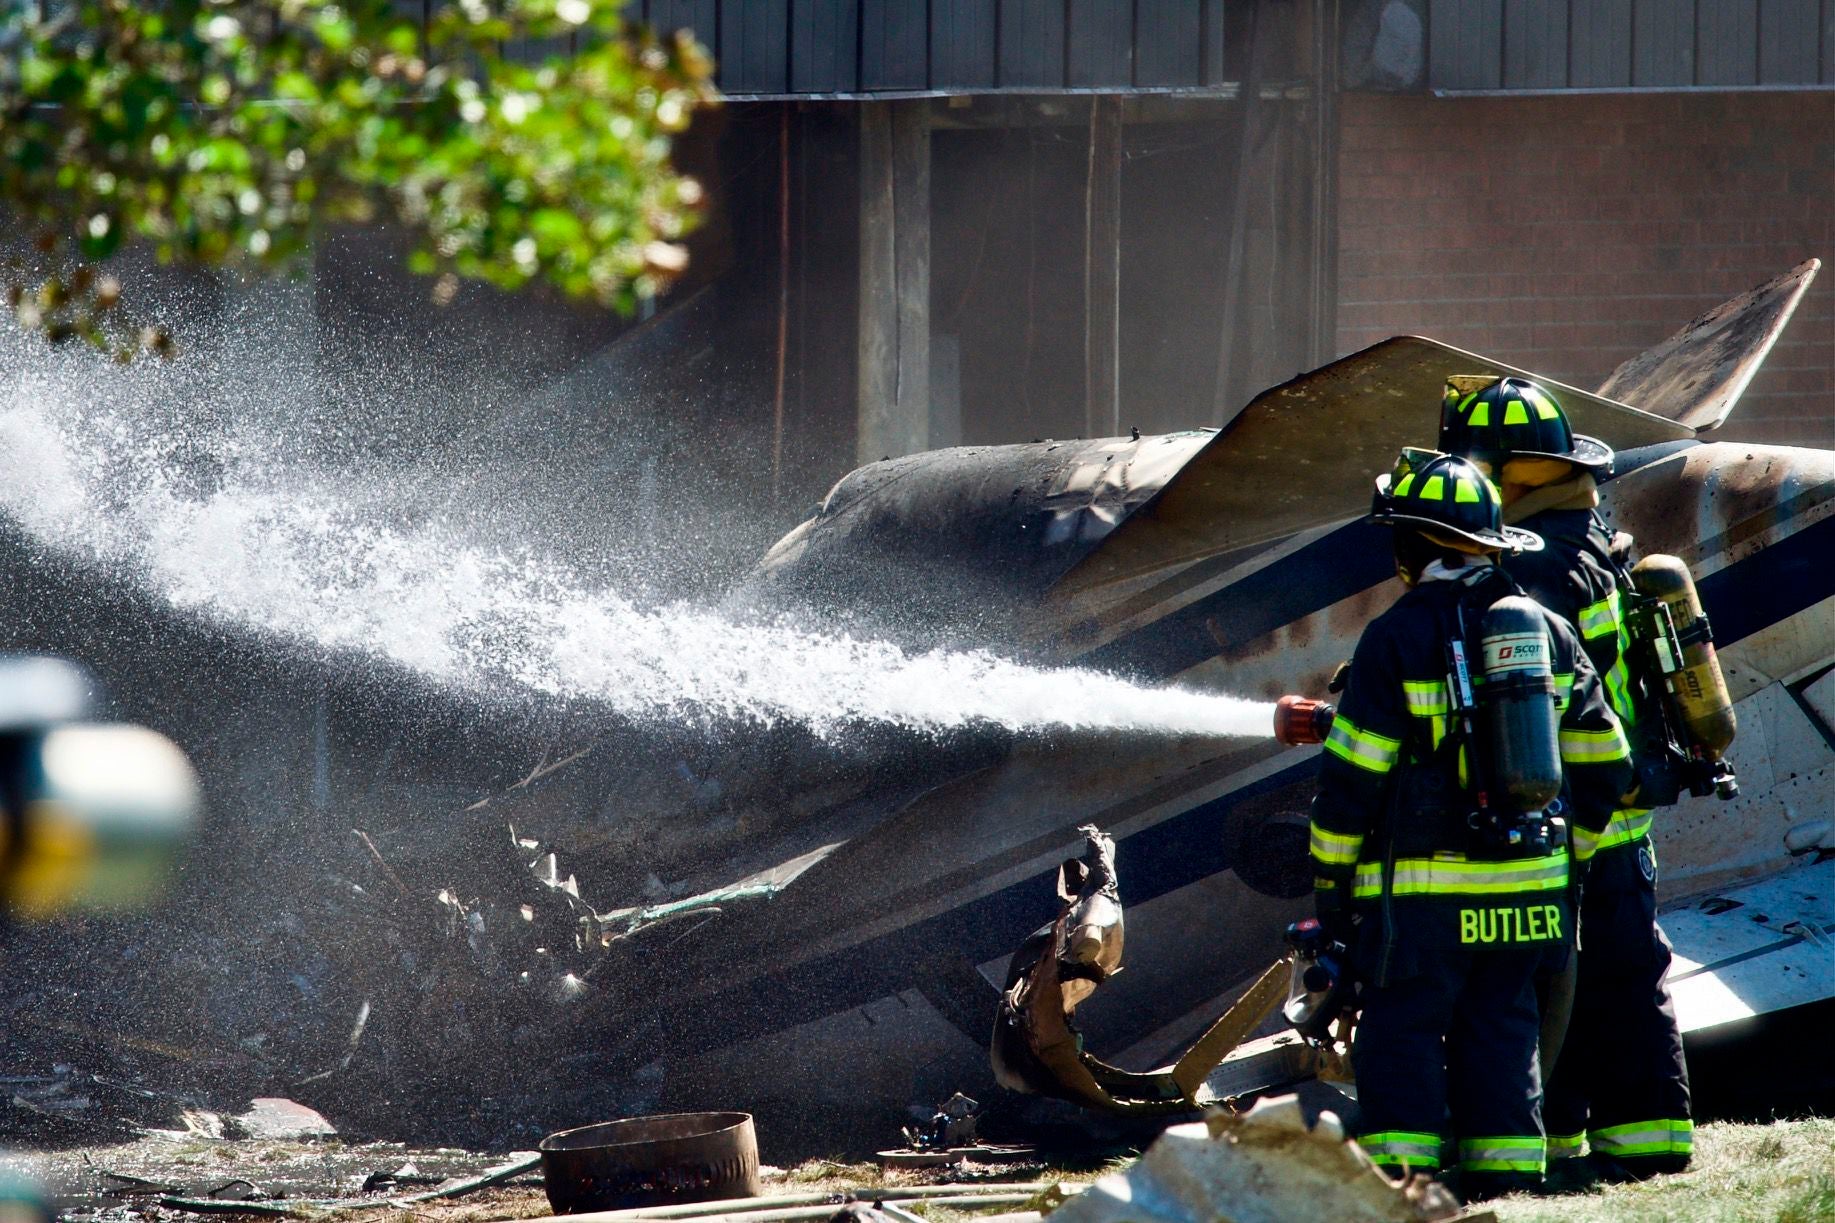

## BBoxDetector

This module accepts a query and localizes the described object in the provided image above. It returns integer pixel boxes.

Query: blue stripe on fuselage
[674,509,1835,1055]
[1081,520,1396,680]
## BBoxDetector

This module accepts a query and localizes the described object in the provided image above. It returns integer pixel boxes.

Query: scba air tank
[1630,554,1737,757]
[1478,596,1563,812]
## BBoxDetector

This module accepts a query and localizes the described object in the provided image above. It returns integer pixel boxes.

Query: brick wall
[1337,92,1835,447]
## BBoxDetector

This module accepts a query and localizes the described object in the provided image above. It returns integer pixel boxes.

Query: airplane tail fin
[1595,258,1819,432]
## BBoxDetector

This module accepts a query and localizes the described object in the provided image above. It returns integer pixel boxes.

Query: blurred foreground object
[0,654,198,918]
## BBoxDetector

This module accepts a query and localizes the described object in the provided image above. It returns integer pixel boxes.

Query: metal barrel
[540,1112,762,1215]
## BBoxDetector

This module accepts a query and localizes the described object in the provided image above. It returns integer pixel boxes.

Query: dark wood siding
[998,0,1067,87]
[1568,0,1632,88]
[1420,0,1835,91]
[791,0,859,92]
[618,0,1227,96]
[1428,0,1504,90]
[931,0,998,89]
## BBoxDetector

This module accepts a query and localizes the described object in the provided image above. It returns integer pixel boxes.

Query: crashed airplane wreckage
[312,259,1835,1142]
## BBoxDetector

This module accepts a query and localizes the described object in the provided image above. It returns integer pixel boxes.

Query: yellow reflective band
[1455,477,1480,503]
[1603,654,1636,726]
[1548,1132,1588,1160]
[1419,474,1446,501]
[1470,399,1490,427]
[1459,1134,1545,1174]
[1577,592,1621,640]
[1595,807,1653,853]
[1393,471,1415,497]
[1310,825,1364,867]
[1359,1131,1441,1170]
[1324,717,1401,775]
[1560,724,1630,764]
[1589,1119,1693,1157]
[1402,679,1450,717]
[1353,852,1568,899]
[1504,399,1530,425]
[1314,875,1339,891]
[1570,823,1600,863]
[1553,671,1573,712]
[1533,388,1560,419]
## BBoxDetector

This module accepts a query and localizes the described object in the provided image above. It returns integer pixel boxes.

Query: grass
[1491,1118,1835,1223]
[396,1123,1835,1223]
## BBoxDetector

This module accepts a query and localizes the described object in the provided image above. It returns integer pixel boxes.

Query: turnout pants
[1544,842,1693,1176]
[1353,914,1551,1198]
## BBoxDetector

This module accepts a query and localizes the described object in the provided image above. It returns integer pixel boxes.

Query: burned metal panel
[1569,0,1633,87]
[1136,0,1206,87]
[1055,336,1693,599]
[719,0,788,94]
[1596,259,1820,433]
[931,0,998,89]
[1427,0,1504,90]
[862,0,930,89]
[1759,0,1821,83]
[999,0,1069,87]
[1632,0,1696,85]
[792,0,859,91]
[1068,0,1138,87]
[1503,0,1569,89]
[1697,0,1760,85]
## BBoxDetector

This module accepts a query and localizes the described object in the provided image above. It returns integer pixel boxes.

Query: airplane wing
[1055,336,1692,599]
[1596,259,1820,433]
[1663,854,1835,1035]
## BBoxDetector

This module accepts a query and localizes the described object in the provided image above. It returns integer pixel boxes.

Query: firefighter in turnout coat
[1443,376,1694,1180]
[1310,450,1634,1200]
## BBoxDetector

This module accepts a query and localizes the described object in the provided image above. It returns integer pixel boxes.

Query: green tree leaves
[0,0,716,356]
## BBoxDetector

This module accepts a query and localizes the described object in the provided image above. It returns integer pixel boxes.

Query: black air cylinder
[1478,596,1563,812]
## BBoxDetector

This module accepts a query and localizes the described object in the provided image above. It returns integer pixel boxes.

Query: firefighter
[1310,449,1633,1200]
[1441,376,1694,1182]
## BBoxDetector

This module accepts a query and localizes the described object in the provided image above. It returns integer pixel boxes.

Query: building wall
[1336,91,1835,447]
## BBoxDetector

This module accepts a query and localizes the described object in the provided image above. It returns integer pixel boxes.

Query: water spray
[0,321,1277,742]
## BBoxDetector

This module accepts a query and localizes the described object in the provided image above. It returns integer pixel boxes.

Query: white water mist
[0,310,1271,740]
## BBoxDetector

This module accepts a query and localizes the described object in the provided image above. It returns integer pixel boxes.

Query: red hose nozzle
[1275,695,1335,746]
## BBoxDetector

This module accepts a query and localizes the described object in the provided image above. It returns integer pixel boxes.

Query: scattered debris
[1047,1095,1463,1223]
[230,1099,336,1142]
[992,827,1293,1113]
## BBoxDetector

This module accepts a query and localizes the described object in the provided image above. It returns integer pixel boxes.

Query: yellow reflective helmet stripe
[1455,477,1481,503]
[1532,388,1561,420]
[1504,399,1530,425]
[1419,474,1446,501]
[1393,471,1415,497]
[1469,398,1490,427]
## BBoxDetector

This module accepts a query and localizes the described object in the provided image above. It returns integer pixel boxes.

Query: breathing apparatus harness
[1430,573,1570,864]
[1599,526,1740,805]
